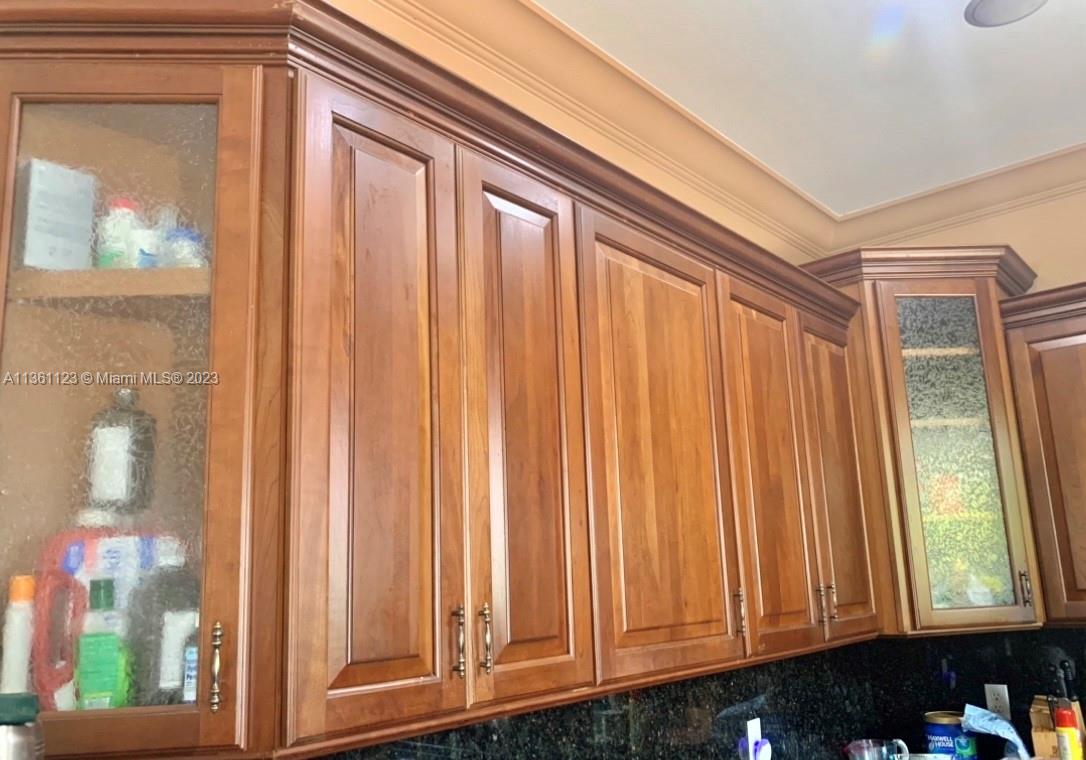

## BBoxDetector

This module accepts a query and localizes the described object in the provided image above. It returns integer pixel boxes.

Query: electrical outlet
[986,683,1011,720]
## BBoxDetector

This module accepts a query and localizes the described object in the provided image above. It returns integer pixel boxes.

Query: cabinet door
[1007,314,1086,620]
[722,279,824,655]
[459,151,593,702]
[878,279,1035,628]
[287,73,465,742]
[798,314,878,641]
[579,208,744,682]
[0,63,259,755]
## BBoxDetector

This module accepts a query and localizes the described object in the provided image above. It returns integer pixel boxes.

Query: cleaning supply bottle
[94,197,141,269]
[1056,705,1083,760]
[127,565,199,705]
[75,578,130,710]
[32,516,184,711]
[87,387,156,515]
[0,576,35,693]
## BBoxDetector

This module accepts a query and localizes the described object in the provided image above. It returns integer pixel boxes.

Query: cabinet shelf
[901,347,980,358]
[911,417,985,429]
[7,267,210,301]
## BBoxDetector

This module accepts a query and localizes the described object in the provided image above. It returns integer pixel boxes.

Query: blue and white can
[924,711,977,758]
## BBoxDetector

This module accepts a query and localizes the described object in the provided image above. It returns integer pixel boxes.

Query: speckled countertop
[325,628,1086,759]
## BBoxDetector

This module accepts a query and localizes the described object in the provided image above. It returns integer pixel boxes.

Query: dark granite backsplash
[326,628,1086,759]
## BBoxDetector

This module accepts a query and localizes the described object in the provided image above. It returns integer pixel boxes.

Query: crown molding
[346,0,1086,268]
[803,246,1037,297]
[830,178,1086,253]
[1001,281,1086,328]
[830,144,1086,252]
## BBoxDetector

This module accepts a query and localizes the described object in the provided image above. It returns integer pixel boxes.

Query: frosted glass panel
[0,103,216,711]
[897,296,1014,610]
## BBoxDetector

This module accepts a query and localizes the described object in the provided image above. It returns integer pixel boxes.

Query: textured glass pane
[0,103,216,711]
[897,296,1014,609]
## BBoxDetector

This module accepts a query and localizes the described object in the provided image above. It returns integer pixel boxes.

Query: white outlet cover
[985,683,1012,720]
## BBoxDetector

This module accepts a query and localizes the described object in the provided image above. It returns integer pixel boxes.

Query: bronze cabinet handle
[815,584,828,624]
[828,583,840,620]
[733,588,747,635]
[209,621,223,713]
[451,607,466,678]
[478,603,493,675]
[1019,571,1034,607]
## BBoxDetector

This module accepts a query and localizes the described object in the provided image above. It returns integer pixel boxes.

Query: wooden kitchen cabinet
[804,248,1042,633]
[286,73,466,740]
[721,279,878,655]
[720,278,824,656]
[1,4,867,756]
[288,80,598,741]
[0,62,264,755]
[797,313,879,642]
[579,208,746,682]
[459,150,594,702]
[1003,283,1086,622]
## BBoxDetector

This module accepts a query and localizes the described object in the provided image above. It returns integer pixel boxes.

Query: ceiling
[529,0,1086,216]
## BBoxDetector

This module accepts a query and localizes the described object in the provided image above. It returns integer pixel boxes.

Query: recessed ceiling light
[964,0,1049,27]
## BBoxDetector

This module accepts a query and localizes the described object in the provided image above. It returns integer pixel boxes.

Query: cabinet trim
[1002,282,1086,328]
[805,246,1036,297]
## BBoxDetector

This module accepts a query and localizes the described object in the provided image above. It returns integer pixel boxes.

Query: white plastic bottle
[0,575,35,693]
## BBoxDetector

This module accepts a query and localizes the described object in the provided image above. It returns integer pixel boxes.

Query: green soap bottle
[76,579,131,710]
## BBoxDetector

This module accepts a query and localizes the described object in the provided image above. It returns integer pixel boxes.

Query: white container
[0,577,35,694]
[130,227,159,269]
[158,610,198,693]
[16,159,96,270]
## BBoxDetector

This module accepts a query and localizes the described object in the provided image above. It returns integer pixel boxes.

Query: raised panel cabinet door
[798,314,878,641]
[0,63,260,756]
[1007,315,1086,620]
[459,151,593,702]
[877,279,1035,629]
[287,73,465,742]
[721,278,825,656]
[578,208,744,683]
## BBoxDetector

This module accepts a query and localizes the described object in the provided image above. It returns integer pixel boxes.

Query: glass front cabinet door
[877,279,1037,629]
[0,63,260,755]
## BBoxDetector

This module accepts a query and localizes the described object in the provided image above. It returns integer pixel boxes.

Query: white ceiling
[530,0,1086,215]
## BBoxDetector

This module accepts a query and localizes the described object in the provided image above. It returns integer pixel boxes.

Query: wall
[323,628,1086,759]
[891,190,1086,291]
